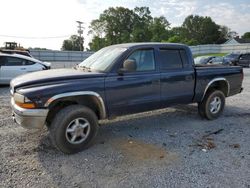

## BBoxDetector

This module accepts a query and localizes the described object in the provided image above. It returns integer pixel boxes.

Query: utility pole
[76,21,84,51]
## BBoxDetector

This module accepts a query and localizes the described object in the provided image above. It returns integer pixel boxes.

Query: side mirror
[118,59,137,75]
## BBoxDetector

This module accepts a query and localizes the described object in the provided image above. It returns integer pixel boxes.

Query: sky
[0,0,249,50]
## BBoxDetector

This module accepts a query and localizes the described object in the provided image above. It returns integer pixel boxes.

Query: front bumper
[11,98,48,129]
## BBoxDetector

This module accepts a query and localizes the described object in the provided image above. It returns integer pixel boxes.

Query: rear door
[158,48,195,106]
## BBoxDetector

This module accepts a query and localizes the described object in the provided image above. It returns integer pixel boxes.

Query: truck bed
[194,65,243,102]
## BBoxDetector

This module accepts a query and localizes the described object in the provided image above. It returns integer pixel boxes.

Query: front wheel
[198,90,225,120]
[49,105,99,154]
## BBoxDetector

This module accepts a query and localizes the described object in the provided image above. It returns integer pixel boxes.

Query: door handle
[21,68,26,70]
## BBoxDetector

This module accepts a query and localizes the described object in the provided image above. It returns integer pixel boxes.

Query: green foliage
[166,35,183,43]
[194,53,227,58]
[62,35,84,51]
[87,7,230,51]
[242,32,250,39]
[88,36,106,51]
[150,16,170,42]
[182,15,221,44]
[88,7,171,50]
[131,7,153,42]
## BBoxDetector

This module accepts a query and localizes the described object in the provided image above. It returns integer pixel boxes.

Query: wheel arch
[202,78,230,101]
[45,91,106,124]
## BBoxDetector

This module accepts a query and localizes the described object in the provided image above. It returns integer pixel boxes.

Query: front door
[105,48,161,117]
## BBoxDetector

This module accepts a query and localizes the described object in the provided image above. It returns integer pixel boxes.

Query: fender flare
[201,78,230,101]
[44,91,106,119]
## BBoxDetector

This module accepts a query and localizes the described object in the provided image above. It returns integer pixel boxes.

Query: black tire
[198,90,225,120]
[49,105,99,154]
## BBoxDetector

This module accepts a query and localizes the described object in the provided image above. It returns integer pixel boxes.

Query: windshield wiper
[78,65,92,72]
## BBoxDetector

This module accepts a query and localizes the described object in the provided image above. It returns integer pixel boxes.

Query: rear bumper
[11,98,48,129]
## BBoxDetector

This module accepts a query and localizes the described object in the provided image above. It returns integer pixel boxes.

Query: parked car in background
[223,53,241,66]
[223,53,250,67]
[0,49,33,57]
[238,53,250,67]
[210,56,234,66]
[194,56,215,65]
[0,53,51,84]
[209,57,224,65]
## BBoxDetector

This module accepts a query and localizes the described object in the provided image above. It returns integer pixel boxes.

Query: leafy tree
[150,16,170,42]
[88,36,106,51]
[62,35,84,51]
[88,7,171,50]
[87,7,232,50]
[181,15,222,44]
[242,32,250,39]
[99,7,135,45]
[167,35,183,43]
[131,7,153,42]
[217,25,230,43]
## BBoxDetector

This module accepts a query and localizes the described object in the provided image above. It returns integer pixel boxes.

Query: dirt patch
[113,139,178,163]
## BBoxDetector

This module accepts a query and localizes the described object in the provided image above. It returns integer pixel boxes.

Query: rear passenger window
[5,57,25,66]
[159,49,183,69]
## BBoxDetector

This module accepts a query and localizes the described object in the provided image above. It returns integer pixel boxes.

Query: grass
[194,53,227,58]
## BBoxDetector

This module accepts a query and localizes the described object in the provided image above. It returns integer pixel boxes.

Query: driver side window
[126,49,155,71]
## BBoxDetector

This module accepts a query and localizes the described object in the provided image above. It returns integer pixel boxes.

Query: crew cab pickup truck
[10,43,244,154]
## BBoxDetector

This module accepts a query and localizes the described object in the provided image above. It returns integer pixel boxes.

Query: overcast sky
[0,0,249,50]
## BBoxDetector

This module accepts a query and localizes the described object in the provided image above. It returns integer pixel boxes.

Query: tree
[88,6,171,50]
[217,25,230,43]
[242,32,250,39]
[181,15,222,44]
[99,7,135,45]
[87,7,233,50]
[227,31,239,39]
[88,36,106,51]
[131,7,153,42]
[150,16,170,42]
[62,35,84,51]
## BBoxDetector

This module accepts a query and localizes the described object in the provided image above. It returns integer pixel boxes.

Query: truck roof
[109,42,189,49]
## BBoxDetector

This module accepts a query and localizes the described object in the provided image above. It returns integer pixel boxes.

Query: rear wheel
[198,90,225,120]
[49,105,99,154]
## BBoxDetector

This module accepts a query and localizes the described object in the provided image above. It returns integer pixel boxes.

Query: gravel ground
[0,69,250,188]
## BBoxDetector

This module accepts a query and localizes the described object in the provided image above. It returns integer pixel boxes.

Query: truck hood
[11,68,106,90]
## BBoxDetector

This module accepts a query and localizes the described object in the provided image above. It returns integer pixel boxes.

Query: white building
[224,37,250,45]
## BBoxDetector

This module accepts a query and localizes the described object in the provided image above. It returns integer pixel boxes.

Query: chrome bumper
[11,98,48,129]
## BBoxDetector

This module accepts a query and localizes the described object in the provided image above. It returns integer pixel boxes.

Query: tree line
[62,6,250,51]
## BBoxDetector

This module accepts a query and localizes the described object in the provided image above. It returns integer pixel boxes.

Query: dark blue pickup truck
[10,43,244,154]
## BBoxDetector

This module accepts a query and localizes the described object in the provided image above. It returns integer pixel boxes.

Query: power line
[0,34,71,39]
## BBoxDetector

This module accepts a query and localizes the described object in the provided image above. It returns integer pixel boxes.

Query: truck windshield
[78,47,127,72]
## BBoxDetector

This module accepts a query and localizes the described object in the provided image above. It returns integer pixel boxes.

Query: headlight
[13,93,36,109]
